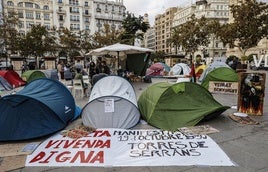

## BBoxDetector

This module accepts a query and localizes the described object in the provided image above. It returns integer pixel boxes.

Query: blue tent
[0,78,76,141]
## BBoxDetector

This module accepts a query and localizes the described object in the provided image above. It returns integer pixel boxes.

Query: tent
[82,76,140,129]
[0,76,13,91]
[0,70,26,88]
[169,63,191,76]
[195,64,206,78]
[43,69,59,80]
[201,67,239,89]
[126,53,150,76]
[198,61,230,82]
[146,62,170,76]
[87,43,153,70]
[0,78,76,141]
[21,70,46,82]
[138,82,229,131]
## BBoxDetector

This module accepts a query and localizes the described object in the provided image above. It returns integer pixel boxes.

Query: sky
[122,0,193,25]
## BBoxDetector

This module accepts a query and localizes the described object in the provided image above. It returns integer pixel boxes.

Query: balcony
[96,8,101,13]
[57,9,66,14]
[83,12,91,17]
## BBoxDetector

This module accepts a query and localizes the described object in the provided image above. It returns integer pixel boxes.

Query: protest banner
[26,129,234,167]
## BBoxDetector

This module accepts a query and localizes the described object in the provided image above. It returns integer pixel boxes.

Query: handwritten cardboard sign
[209,81,238,94]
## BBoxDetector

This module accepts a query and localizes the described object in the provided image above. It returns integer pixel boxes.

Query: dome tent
[198,61,230,83]
[138,82,229,131]
[170,63,191,76]
[0,70,26,88]
[82,76,140,129]
[201,67,238,89]
[146,62,170,76]
[0,78,76,141]
[21,70,47,83]
[43,69,59,80]
[0,76,13,91]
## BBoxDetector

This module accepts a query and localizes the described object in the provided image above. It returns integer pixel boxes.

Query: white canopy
[87,43,154,56]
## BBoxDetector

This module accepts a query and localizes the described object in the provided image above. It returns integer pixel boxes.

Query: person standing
[97,61,110,75]
[57,60,64,80]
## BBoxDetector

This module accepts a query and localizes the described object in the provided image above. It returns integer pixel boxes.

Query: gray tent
[43,69,59,80]
[0,76,13,91]
[198,61,231,82]
[81,76,140,129]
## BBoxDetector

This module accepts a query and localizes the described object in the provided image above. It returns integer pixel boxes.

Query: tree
[0,11,19,55]
[17,25,50,58]
[171,15,212,60]
[58,28,80,61]
[150,51,166,62]
[92,24,120,47]
[217,0,268,57]
[119,13,149,45]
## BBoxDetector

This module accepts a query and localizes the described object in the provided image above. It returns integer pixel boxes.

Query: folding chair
[72,79,84,98]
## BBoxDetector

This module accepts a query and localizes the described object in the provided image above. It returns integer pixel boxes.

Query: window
[18,22,24,28]
[36,13,41,19]
[59,15,64,21]
[35,4,40,9]
[18,2,23,7]
[44,14,50,20]
[85,1,88,6]
[58,0,63,3]
[19,31,25,36]
[25,2,33,8]
[70,7,79,13]
[26,12,34,19]
[44,23,50,30]
[43,5,49,10]
[7,1,14,6]
[85,10,88,15]
[18,11,24,18]
[105,5,108,12]
[26,22,33,28]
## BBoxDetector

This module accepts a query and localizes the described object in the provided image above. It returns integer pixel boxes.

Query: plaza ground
[0,70,268,172]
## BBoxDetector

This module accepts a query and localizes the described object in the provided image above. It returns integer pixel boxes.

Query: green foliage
[170,15,213,57]
[217,0,268,55]
[92,24,120,47]
[150,51,166,62]
[0,11,19,54]
[119,12,149,45]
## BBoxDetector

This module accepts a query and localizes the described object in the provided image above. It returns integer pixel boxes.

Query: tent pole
[117,51,119,73]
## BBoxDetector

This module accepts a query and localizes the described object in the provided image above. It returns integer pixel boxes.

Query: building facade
[1,0,126,69]
[154,7,178,54]
[4,0,54,35]
[172,0,229,60]
[2,0,126,35]
[143,26,155,51]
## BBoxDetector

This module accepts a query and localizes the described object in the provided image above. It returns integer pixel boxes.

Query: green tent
[126,53,150,76]
[21,70,46,83]
[138,82,229,131]
[201,67,239,89]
